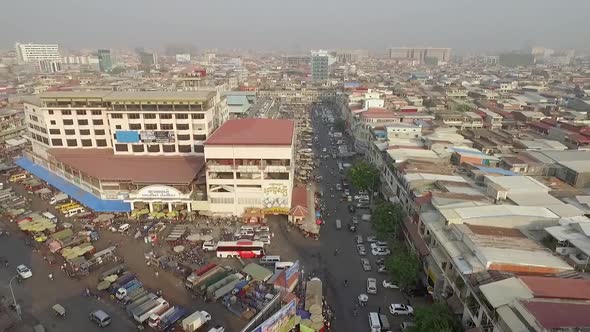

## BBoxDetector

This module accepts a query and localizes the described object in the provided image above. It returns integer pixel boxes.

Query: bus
[216,240,265,259]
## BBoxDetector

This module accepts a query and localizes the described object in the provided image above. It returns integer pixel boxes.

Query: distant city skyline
[1,0,590,53]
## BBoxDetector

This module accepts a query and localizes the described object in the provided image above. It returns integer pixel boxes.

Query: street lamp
[8,275,21,320]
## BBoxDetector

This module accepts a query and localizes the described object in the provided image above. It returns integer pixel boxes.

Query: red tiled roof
[291,186,308,208]
[204,119,294,146]
[521,299,590,329]
[49,148,204,184]
[520,276,590,300]
[528,121,552,131]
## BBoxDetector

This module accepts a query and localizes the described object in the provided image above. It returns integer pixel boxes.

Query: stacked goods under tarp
[62,242,94,260]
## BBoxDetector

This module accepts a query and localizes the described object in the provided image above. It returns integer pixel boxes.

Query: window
[132,145,145,152]
[48,110,54,115]
[160,114,172,119]
[51,139,63,146]
[145,124,157,130]
[161,124,173,130]
[91,110,101,116]
[62,110,72,115]
[129,124,142,130]
[178,145,192,153]
[65,129,75,135]
[42,137,49,145]
[78,119,89,125]
[66,139,77,147]
[63,119,74,125]
[111,113,123,119]
[191,113,205,119]
[80,129,90,135]
[128,113,140,119]
[49,129,61,135]
[177,124,189,130]
[176,114,188,119]
[193,134,207,141]
[194,145,204,153]
[96,139,107,147]
[115,125,122,129]
[76,110,86,115]
[162,145,176,153]
[147,145,160,153]
[81,139,92,147]
[94,129,105,135]
[93,119,103,125]
[143,113,156,119]
[115,144,128,152]
[178,134,190,141]
[50,120,56,125]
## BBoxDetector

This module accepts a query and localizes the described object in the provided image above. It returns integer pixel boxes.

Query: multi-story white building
[15,42,61,63]
[19,90,228,213]
[204,118,296,216]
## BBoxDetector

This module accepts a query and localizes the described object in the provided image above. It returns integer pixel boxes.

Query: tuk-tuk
[335,219,342,230]
[348,224,356,232]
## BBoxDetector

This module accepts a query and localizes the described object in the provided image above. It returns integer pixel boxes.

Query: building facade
[204,119,296,216]
[388,47,451,63]
[311,50,330,82]
[0,109,26,143]
[98,49,113,72]
[15,42,61,63]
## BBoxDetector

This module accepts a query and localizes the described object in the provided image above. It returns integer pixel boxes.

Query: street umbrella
[173,245,185,253]
[104,275,118,283]
[187,234,201,242]
[96,280,111,291]
[201,235,213,242]
[315,219,322,225]
[311,314,323,323]
[358,294,368,303]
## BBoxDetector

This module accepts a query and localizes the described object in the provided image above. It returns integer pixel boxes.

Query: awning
[242,263,273,282]
[15,157,131,213]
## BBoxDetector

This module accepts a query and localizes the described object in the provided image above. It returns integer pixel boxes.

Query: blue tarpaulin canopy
[15,158,131,213]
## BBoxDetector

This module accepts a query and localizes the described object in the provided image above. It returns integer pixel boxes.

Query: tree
[334,119,346,132]
[455,104,472,112]
[386,245,421,289]
[346,161,380,192]
[413,303,461,332]
[372,202,404,237]
[110,66,127,75]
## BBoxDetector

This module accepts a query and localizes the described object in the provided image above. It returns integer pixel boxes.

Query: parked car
[355,235,363,244]
[371,247,391,256]
[366,236,377,243]
[389,304,414,316]
[16,264,32,279]
[361,258,372,271]
[89,310,112,327]
[357,244,367,256]
[366,278,377,294]
[377,265,388,273]
[383,280,399,289]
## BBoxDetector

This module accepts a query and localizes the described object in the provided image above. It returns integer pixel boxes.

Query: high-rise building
[311,50,330,82]
[139,51,158,67]
[98,49,113,72]
[15,42,61,63]
[388,47,451,64]
[499,52,535,68]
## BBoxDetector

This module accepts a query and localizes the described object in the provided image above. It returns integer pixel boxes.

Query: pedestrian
[378,306,381,314]
[155,271,159,278]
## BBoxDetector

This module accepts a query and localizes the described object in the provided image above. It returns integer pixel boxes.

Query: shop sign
[262,183,289,213]
[137,185,182,199]
[140,130,175,143]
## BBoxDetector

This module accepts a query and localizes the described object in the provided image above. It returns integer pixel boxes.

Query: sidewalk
[300,183,320,234]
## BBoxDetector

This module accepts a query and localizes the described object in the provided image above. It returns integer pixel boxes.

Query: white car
[383,280,399,289]
[258,226,270,233]
[16,264,32,279]
[372,247,391,256]
[370,241,388,249]
[366,236,377,243]
[202,241,217,251]
[361,258,372,271]
[259,235,271,245]
[389,303,414,316]
[367,278,377,294]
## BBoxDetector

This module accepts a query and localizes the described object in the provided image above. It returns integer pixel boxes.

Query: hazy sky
[3,0,590,53]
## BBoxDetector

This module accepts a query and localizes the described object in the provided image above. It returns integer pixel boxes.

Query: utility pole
[8,275,21,320]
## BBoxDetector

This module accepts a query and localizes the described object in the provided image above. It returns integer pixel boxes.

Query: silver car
[357,244,367,256]
[361,258,372,271]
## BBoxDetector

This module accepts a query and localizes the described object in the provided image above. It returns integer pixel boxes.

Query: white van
[42,212,58,223]
[368,312,381,332]
[259,255,281,265]
[64,206,85,217]
[118,223,130,232]
[274,261,294,272]
[202,241,217,252]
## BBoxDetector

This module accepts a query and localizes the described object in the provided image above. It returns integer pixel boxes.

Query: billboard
[140,130,175,143]
[261,183,289,215]
[285,260,299,281]
[250,299,297,332]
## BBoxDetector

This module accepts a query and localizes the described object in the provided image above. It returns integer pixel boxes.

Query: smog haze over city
[2,0,590,52]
